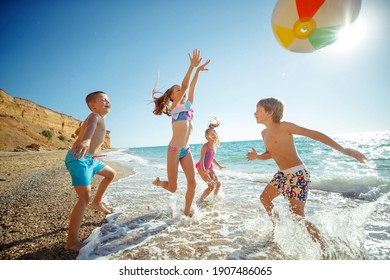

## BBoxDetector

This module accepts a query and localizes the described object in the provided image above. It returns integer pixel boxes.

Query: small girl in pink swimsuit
[196,117,225,202]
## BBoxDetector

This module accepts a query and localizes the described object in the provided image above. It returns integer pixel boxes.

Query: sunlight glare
[330,19,367,53]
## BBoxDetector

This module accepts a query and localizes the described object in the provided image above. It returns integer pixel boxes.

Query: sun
[330,19,367,53]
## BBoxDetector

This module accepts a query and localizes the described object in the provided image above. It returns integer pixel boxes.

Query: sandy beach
[0,150,133,260]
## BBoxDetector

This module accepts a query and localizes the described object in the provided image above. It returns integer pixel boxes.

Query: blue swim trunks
[65,151,106,186]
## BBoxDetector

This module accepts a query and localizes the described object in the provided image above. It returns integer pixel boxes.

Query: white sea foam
[79,133,390,260]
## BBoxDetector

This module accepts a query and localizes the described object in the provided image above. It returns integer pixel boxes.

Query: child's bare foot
[184,209,194,218]
[65,240,84,252]
[271,211,280,223]
[152,177,160,186]
[89,202,112,214]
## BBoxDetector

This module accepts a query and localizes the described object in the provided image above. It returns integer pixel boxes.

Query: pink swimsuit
[196,145,215,170]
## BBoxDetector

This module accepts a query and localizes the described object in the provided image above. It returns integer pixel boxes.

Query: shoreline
[0,150,133,260]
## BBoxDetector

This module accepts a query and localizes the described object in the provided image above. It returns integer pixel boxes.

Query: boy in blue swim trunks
[64,91,116,252]
[246,97,367,251]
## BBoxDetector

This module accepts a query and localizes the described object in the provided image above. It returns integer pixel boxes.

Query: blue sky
[1,0,389,148]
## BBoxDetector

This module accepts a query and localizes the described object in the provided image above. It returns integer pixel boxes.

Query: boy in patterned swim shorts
[246,98,367,251]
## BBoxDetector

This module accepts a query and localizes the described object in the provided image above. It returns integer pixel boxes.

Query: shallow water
[78,131,390,260]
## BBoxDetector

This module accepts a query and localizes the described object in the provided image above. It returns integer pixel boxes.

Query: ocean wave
[312,174,389,196]
[358,186,390,201]
[106,150,149,165]
[218,169,271,183]
[80,132,390,260]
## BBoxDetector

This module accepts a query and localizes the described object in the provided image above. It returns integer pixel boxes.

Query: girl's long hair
[205,116,221,147]
[152,86,174,116]
[151,71,173,116]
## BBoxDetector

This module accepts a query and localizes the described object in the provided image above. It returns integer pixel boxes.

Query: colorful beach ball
[271,0,362,53]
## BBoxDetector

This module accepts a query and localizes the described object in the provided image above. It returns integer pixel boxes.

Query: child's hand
[197,59,210,72]
[345,148,367,163]
[246,147,258,161]
[188,49,202,68]
[72,140,90,159]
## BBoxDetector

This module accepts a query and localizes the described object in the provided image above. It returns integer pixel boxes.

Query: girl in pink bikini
[196,117,225,202]
[151,49,210,217]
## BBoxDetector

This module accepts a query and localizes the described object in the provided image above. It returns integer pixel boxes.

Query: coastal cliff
[0,89,110,151]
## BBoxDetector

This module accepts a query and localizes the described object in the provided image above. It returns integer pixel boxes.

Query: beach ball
[271,0,362,53]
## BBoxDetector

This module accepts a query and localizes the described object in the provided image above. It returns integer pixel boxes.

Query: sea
[77,131,390,260]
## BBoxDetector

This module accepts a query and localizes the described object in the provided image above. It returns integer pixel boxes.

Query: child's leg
[209,171,221,197]
[200,181,215,201]
[65,185,92,251]
[89,165,117,214]
[289,199,325,251]
[260,184,281,219]
[180,152,196,217]
[153,149,180,193]
[197,168,215,201]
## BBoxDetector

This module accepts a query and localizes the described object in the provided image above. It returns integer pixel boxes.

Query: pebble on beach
[0,150,132,260]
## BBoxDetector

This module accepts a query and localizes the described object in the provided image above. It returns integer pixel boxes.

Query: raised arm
[171,49,202,109]
[181,50,200,91]
[187,59,210,104]
[285,122,368,163]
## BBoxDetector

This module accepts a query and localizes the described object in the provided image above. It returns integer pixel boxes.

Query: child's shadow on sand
[78,211,175,259]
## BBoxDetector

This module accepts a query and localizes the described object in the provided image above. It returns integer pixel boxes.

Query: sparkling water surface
[78,131,390,260]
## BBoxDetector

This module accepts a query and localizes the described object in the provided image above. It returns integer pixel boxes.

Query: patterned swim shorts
[269,165,311,201]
